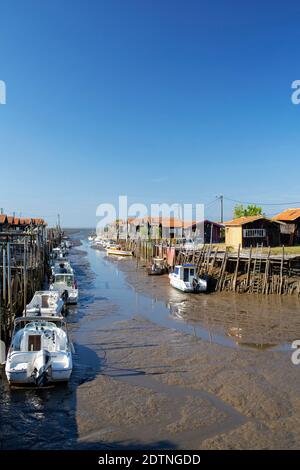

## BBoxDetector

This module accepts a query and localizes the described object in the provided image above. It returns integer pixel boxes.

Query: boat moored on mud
[147,257,167,275]
[5,317,73,386]
[23,291,65,317]
[50,273,78,304]
[106,244,133,257]
[169,264,207,293]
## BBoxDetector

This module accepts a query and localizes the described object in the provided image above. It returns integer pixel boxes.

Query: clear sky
[1,0,300,227]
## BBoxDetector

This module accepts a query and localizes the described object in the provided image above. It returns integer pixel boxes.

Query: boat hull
[147,268,166,276]
[6,360,73,385]
[169,276,207,293]
[106,249,132,257]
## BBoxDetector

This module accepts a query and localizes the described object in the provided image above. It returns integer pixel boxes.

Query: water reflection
[94,243,300,351]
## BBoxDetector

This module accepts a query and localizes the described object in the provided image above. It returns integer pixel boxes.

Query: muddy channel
[1,230,300,450]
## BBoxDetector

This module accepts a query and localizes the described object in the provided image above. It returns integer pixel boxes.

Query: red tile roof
[31,218,45,225]
[224,216,265,226]
[273,208,300,222]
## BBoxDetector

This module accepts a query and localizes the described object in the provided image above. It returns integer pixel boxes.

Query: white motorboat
[88,233,96,242]
[51,260,74,277]
[169,264,207,293]
[51,247,67,261]
[50,273,78,304]
[5,317,73,385]
[24,291,65,317]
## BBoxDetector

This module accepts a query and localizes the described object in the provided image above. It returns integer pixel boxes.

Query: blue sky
[1,0,300,227]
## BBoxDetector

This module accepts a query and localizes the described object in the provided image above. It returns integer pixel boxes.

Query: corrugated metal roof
[273,208,300,221]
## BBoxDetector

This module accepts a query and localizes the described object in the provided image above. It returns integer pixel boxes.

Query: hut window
[243,229,266,238]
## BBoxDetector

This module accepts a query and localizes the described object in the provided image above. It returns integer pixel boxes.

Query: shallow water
[87,241,300,352]
[1,230,299,449]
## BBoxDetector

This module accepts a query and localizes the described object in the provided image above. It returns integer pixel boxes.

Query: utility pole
[217,195,224,223]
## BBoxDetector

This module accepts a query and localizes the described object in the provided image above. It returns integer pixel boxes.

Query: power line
[223,197,300,206]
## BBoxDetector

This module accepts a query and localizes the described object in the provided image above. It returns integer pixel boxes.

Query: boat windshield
[13,318,66,333]
[54,274,74,286]
[24,321,57,329]
[11,321,66,351]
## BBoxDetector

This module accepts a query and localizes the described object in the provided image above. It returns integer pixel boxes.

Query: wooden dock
[123,239,300,296]
[0,227,62,343]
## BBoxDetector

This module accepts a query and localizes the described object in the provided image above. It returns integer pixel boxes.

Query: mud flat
[2,234,300,450]
[76,242,300,449]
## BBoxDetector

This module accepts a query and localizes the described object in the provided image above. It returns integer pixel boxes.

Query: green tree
[234,204,263,218]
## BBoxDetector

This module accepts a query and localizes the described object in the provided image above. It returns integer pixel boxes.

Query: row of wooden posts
[0,228,63,343]
[123,239,300,296]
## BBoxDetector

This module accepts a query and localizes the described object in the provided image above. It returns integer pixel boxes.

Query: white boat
[51,247,67,260]
[50,273,78,304]
[106,244,133,257]
[51,260,74,277]
[24,291,65,317]
[5,317,73,385]
[91,237,107,249]
[169,264,207,293]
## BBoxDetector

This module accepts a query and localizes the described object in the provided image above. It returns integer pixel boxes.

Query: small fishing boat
[51,260,74,277]
[50,273,78,304]
[147,257,167,275]
[169,264,207,293]
[5,317,73,385]
[24,291,65,317]
[106,244,133,257]
[51,247,67,260]
[91,237,108,249]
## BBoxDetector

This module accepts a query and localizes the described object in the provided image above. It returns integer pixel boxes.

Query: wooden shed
[224,216,282,250]
[0,214,8,232]
[272,208,300,245]
[184,220,223,243]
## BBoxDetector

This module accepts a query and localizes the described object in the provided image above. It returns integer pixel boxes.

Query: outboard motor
[192,278,199,292]
[62,290,69,303]
[29,350,52,386]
